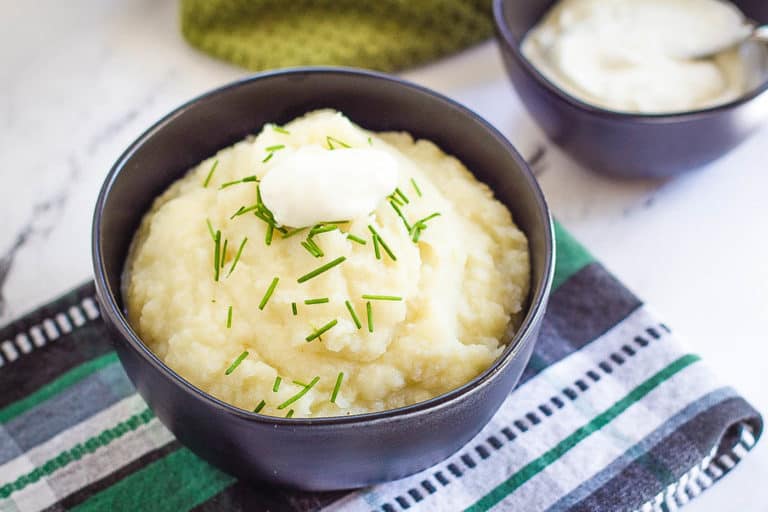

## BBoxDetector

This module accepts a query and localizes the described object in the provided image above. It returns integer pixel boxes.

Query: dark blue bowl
[91,68,554,490]
[494,0,768,179]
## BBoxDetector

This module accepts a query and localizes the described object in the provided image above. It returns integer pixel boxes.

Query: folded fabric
[180,0,494,72]
[0,224,761,511]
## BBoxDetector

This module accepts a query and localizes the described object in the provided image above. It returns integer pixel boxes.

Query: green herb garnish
[265,223,274,246]
[366,301,373,333]
[282,227,308,239]
[362,295,402,301]
[285,409,295,418]
[300,239,324,258]
[203,160,219,188]
[389,193,404,206]
[227,237,248,277]
[259,277,279,310]
[231,205,258,219]
[304,297,330,305]
[292,380,308,387]
[331,372,344,403]
[206,219,215,241]
[389,200,411,232]
[213,230,221,282]
[372,234,381,260]
[226,305,232,328]
[291,302,298,316]
[242,175,259,182]
[305,319,338,342]
[262,152,274,163]
[225,350,248,375]
[253,399,266,413]
[367,225,396,261]
[272,125,290,135]
[221,239,228,268]
[411,177,422,197]
[309,224,338,236]
[266,144,285,152]
[344,300,362,329]
[297,256,346,283]
[347,234,367,245]
[395,187,409,204]
[220,175,259,190]
[410,212,441,242]
[326,136,351,150]
[273,376,281,392]
[367,136,373,146]
[277,376,320,409]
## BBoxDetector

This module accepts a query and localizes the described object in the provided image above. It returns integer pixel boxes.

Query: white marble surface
[1,1,765,510]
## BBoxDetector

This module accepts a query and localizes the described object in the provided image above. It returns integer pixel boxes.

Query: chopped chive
[366,301,373,333]
[415,212,441,225]
[265,223,274,246]
[367,136,373,146]
[221,239,228,268]
[373,233,381,260]
[202,159,219,188]
[213,230,221,282]
[304,297,330,305]
[305,319,338,342]
[297,256,346,283]
[277,376,320,409]
[206,219,215,241]
[227,237,248,277]
[219,180,242,189]
[226,305,232,328]
[347,234,367,245]
[307,238,324,256]
[262,152,274,163]
[242,175,259,183]
[326,135,351,150]
[285,409,295,418]
[273,376,282,392]
[367,225,396,261]
[225,350,248,375]
[301,240,322,258]
[389,193,404,206]
[259,277,279,310]
[345,300,362,329]
[362,295,402,301]
[291,302,298,316]
[292,380,308,387]
[331,372,344,403]
[266,144,285,152]
[389,200,411,231]
[395,187,409,204]
[309,224,338,236]
[272,125,290,135]
[411,177,422,197]
[231,205,258,219]
[253,399,266,413]
[282,227,308,239]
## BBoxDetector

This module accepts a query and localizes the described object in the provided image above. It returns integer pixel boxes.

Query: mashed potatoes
[125,110,529,418]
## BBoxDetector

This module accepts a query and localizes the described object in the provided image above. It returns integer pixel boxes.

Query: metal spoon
[691,22,768,59]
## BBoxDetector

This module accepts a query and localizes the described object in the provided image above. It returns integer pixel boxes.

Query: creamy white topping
[260,146,398,227]
[521,0,762,113]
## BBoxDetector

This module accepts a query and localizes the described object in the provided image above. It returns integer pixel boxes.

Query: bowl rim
[493,0,768,122]
[92,66,555,427]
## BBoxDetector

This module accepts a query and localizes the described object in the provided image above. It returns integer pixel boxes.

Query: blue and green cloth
[0,227,761,511]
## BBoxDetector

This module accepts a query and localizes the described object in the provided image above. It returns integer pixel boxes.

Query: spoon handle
[752,25,768,44]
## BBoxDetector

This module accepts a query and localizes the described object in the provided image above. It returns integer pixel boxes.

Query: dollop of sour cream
[260,146,398,227]
[522,0,760,113]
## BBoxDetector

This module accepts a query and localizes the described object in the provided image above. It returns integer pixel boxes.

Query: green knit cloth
[180,0,494,72]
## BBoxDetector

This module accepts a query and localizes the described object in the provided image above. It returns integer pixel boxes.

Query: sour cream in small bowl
[494,0,768,178]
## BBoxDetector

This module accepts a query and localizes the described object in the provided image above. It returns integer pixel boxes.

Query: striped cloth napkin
[0,224,761,512]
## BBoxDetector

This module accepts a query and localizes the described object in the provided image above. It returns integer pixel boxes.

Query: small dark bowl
[92,68,554,490]
[494,0,768,179]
